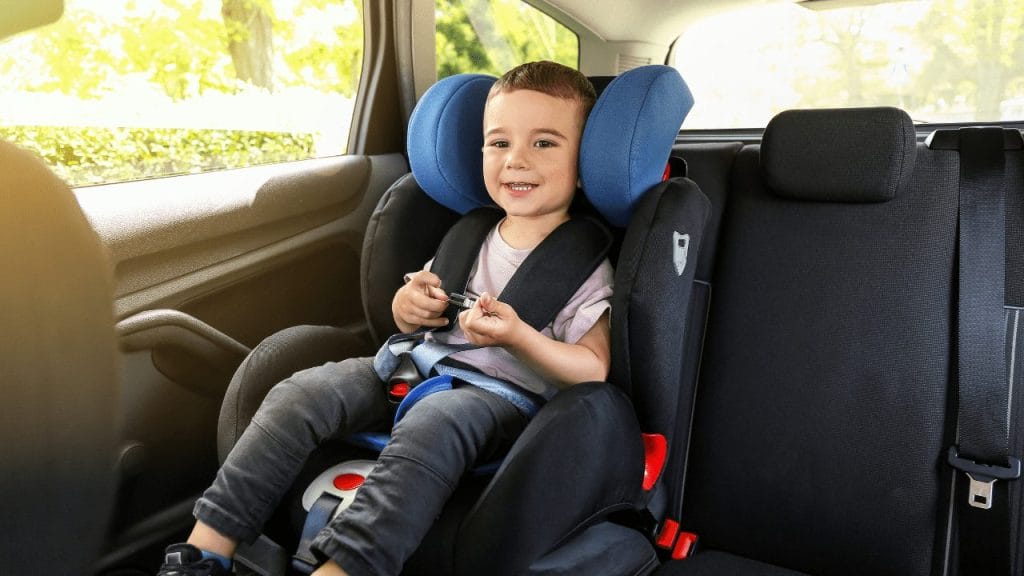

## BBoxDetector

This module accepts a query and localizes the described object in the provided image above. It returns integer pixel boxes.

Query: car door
[0,1,427,571]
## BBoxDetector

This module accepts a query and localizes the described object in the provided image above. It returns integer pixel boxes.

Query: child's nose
[504,146,529,169]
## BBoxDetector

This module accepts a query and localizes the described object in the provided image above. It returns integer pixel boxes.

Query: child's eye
[534,139,556,148]
[489,140,509,148]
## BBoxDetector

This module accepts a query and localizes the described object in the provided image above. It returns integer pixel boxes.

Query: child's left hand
[459,292,522,347]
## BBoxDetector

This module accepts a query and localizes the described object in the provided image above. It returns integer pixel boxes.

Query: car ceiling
[538,0,765,45]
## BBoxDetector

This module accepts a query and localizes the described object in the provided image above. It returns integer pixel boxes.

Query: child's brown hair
[490,60,597,124]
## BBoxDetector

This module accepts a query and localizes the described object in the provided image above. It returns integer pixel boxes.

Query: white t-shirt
[421,222,614,399]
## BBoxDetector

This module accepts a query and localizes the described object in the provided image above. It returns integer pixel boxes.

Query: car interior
[1,1,1022,575]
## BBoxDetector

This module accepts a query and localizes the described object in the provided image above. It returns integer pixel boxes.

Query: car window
[673,0,1024,129]
[0,0,363,188]
[435,0,579,78]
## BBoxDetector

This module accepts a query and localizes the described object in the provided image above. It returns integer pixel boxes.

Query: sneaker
[157,543,231,576]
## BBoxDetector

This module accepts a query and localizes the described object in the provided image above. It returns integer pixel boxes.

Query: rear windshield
[672,0,1024,129]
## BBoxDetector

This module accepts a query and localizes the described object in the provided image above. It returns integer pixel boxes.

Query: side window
[673,0,1024,128]
[0,0,363,188]
[435,0,578,78]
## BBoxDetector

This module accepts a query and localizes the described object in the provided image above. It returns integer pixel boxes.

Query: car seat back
[677,107,1000,575]
[0,140,119,573]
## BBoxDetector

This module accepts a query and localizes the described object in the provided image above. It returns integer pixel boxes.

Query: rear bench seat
[655,108,1024,575]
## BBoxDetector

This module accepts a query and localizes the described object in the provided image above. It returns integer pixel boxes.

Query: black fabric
[1011,310,1024,574]
[653,551,810,576]
[681,144,958,576]
[523,522,658,576]
[427,206,611,333]
[949,127,1018,576]
[1,140,119,575]
[1009,134,1024,307]
[452,383,645,576]
[1010,139,1024,576]
[955,127,1009,467]
[217,324,373,461]
[429,207,505,328]
[499,215,613,330]
[609,177,710,531]
[610,178,710,443]
[673,142,744,283]
[761,107,916,203]
[361,174,461,343]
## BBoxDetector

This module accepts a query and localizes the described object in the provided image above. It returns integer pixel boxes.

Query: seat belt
[933,126,1022,575]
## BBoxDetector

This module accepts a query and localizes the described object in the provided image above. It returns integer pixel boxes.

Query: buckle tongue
[947,446,1022,509]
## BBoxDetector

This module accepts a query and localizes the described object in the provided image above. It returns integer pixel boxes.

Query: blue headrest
[580,66,694,227]
[407,74,496,214]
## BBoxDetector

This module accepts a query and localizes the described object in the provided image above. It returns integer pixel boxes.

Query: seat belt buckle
[947,446,1022,509]
[387,352,424,404]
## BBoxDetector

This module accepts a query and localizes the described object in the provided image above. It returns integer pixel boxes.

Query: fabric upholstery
[0,141,118,574]
[406,74,496,214]
[360,174,461,344]
[654,551,810,576]
[680,143,958,575]
[761,107,916,202]
[581,65,695,227]
[524,522,658,576]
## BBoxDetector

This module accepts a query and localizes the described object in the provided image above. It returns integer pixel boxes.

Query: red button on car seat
[333,473,365,491]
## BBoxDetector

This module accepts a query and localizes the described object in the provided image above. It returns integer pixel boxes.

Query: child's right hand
[392,270,450,332]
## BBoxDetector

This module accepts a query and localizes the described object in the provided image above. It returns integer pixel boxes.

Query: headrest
[407,74,496,214]
[580,65,694,227]
[761,107,916,203]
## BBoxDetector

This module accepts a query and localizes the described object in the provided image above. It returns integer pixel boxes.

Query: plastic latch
[947,446,1022,509]
[642,433,668,491]
[655,519,680,549]
[388,381,410,402]
[671,532,699,560]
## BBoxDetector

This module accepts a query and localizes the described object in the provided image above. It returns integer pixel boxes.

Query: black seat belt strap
[429,207,505,328]
[938,126,1022,575]
[429,207,612,333]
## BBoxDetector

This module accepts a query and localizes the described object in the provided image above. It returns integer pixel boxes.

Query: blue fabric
[580,65,694,227]
[394,374,455,423]
[407,73,497,214]
[199,549,232,570]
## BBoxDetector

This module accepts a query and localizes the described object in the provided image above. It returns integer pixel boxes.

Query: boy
[159,60,613,576]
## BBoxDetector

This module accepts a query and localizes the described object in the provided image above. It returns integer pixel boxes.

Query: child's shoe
[157,543,231,576]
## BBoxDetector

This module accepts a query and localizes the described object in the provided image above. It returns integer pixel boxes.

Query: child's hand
[392,271,449,332]
[459,292,522,347]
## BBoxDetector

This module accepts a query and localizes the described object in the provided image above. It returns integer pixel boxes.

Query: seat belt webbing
[944,126,1021,575]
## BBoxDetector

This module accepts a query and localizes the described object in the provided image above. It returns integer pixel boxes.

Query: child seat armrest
[453,382,644,576]
[218,324,374,462]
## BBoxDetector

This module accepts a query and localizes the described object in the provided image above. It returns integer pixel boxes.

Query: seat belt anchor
[947,446,1021,509]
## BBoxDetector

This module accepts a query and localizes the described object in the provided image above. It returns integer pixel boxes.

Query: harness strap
[374,209,612,419]
[430,207,505,330]
[500,214,613,330]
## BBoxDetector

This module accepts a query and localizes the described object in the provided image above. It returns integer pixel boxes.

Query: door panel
[83,152,408,573]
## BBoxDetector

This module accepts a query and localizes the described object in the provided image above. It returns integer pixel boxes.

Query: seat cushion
[524,522,658,576]
[654,551,811,576]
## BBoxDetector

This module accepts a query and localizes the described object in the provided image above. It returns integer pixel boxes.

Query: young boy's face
[482,88,584,224]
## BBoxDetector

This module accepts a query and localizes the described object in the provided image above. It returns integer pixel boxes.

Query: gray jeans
[194,356,527,576]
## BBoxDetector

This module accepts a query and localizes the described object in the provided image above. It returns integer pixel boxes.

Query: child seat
[220,65,709,575]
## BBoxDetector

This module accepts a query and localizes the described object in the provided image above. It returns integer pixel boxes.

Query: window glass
[435,0,578,78]
[673,0,1024,129]
[0,0,363,187]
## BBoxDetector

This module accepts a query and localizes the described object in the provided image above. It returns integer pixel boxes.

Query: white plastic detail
[301,459,377,519]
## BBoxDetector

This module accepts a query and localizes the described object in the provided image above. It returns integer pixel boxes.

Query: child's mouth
[505,182,536,195]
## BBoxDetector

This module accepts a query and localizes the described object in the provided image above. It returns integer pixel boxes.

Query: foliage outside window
[435,0,579,79]
[674,0,1024,129]
[0,0,363,187]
